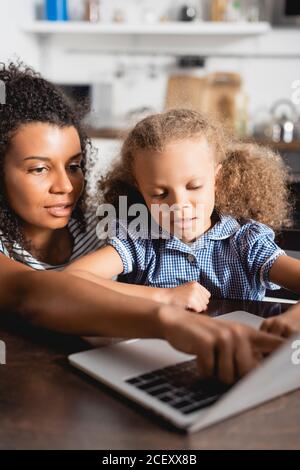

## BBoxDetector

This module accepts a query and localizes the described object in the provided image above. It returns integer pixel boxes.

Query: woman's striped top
[0,215,103,271]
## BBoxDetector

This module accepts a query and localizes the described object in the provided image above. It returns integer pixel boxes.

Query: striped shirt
[107,214,286,301]
[0,215,103,271]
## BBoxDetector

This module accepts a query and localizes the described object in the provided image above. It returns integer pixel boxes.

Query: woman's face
[3,122,84,231]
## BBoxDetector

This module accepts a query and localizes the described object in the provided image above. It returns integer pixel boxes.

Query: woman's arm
[0,252,162,337]
[65,245,211,312]
[0,253,283,383]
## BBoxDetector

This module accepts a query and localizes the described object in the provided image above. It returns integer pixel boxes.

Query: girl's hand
[161,281,211,313]
[159,305,283,384]
[260,303,300,338]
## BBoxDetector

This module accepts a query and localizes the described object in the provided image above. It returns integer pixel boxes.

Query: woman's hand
[260,302,300,338]
[158,305,284,384]
[160,281,211,313]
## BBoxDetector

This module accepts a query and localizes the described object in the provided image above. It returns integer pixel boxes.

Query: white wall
[0,0,299,129]
[0,0,39,68]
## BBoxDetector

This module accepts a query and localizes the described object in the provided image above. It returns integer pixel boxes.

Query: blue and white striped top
[0,215,103,271]
[107,214,286,301]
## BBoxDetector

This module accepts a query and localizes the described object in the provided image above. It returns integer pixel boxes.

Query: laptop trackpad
[215,311,263,329]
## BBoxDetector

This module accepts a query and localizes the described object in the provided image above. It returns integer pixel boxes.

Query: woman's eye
[189,185,202,191]
[29,167,48,175]
[69,164,83,173]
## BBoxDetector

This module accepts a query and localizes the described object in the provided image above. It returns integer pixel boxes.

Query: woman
[0,62,285,384]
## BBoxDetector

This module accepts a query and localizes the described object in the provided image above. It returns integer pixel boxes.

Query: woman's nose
[50,171,73,194]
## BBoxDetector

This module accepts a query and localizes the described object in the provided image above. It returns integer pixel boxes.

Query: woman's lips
[45,204,74,218]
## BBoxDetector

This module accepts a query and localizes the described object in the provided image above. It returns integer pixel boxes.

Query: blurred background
[0,0,300,299]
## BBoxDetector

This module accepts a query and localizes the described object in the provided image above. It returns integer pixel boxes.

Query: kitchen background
[1,0,300,299]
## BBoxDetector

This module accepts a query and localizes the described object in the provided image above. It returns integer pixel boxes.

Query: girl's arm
[64,245,211,312]
[269,255,300,293]
[261,255,300,336]
[0,253,283,384]
[261,302,300,337]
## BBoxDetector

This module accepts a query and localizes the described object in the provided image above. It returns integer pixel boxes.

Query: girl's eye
[152,193,167,200]
[189,185,202,190]
[29,167,48,175]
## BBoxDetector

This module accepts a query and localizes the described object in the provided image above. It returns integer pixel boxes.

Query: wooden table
[1,299,300,450]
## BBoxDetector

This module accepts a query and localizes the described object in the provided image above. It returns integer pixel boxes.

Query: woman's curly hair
[0,61,91,255]
[99,108,292,231]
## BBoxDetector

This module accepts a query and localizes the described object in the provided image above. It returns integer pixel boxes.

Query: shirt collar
[207,214,241,240]
[164,214,240,253]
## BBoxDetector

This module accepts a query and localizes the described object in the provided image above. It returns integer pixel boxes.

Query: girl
[66,109,300,334]
[1,63,280,384]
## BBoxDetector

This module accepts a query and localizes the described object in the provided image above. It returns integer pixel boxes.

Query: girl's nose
[168,191,190,210]
[50,171,73,194]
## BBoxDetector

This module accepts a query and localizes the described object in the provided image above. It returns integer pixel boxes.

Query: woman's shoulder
[69,213,104,261]
[0,229,11,258]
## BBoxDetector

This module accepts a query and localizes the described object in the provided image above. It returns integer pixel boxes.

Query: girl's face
[133,137,221,243]
[3,122,84,232]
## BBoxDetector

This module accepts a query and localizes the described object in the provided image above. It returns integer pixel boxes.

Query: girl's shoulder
[228,218,278,259]
[211,214,276,244]
[233,219,276,243]
[108,218,156,244]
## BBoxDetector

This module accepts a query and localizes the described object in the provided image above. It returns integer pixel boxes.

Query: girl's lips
[45,204,73,218]
[173,217,197,228]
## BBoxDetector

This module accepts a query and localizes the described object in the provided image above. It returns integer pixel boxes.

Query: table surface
[1,299,300,450]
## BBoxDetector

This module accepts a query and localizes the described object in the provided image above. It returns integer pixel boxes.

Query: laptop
[68,311,300,433]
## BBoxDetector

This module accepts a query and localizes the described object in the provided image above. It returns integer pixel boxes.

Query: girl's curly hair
[0,61,91,255]
[99,108,292,231]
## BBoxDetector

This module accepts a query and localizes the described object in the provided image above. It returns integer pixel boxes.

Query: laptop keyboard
[126,359,232,415]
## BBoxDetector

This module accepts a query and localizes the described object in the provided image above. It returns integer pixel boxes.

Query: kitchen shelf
[88,127,300,148]
[23,21,271,36]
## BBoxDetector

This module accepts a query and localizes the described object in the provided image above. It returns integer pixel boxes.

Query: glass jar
[85,0,100,23]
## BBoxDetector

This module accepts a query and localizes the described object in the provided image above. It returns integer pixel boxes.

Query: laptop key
[127,377,143,386]
[158,394,174,403]
[136,378,166,391]
[180,396,220,414]
[172,399,193,410]
[148,386,172,397]
[126,359,233,415]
